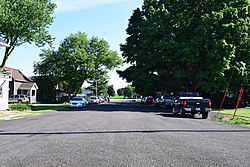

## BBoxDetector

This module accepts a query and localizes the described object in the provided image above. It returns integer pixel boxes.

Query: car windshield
[71,97,83,101]
[163,96,174,99]
[90,97,97,99]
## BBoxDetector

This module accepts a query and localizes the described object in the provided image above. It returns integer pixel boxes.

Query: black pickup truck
[172,92,212,119]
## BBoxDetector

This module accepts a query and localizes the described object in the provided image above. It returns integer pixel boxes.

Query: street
[0,99,249,167]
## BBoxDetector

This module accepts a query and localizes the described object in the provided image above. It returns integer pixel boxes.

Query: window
[32,90,35,96]
[17,89,22,94]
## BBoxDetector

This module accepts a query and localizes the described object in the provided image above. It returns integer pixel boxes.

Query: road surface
[0,99,249,167]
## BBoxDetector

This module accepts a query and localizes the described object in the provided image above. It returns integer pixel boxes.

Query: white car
[69,97,87,108]
[89,96,99,104]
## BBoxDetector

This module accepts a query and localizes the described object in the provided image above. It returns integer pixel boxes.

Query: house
[0,41,11,110]
[3,67,38,103]
[0,71,11,110]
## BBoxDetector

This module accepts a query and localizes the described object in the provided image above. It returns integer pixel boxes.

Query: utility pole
[95,80,98,97]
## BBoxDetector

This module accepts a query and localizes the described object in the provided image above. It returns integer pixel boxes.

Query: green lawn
[5,103,68,120]
[110,95,125,99]
[30,104,68,113]
[215,107,250,117]
[214,107,250,128]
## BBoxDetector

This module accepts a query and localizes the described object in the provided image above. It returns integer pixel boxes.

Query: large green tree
[107,85,115,97]
[0,0,56,67]
[117,88,123,96]
[123,85,135,98]
[34,32,122,99]
[119,0,250,101]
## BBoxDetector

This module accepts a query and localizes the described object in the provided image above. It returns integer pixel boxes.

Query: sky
[0,0,144,91]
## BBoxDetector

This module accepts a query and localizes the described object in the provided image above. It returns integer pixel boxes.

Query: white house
[0,72,11,110]
[0,41,11,110]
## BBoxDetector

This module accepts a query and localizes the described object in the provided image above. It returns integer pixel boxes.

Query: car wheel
[172,107,178,116]
[202,112,208,119]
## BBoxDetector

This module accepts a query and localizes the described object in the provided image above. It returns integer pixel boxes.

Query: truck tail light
[183,100,187,107]
[208,101,212,108]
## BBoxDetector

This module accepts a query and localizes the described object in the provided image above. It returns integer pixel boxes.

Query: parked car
[154,98,161,107]
[99,96,106,103]
[141,96,147,103]
[141,96,154,104]
[89,96,99,104]
[159,95,175,108]
[68,97,87,108]
[8,94,29,103]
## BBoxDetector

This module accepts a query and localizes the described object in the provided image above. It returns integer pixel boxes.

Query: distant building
[3,67,38,103]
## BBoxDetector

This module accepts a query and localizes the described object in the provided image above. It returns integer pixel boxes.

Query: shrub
[10,103,31,111]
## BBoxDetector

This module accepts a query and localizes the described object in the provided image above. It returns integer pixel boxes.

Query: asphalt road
[0,99,249,167]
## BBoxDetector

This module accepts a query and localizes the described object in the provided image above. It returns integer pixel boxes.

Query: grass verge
[214,107,250,128]
[3,103,68,121]
[215,107,250,117]
[110,95,125,99]
[30,104,68,113]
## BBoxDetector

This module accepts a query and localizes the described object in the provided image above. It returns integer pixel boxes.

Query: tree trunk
[0,47,14,68]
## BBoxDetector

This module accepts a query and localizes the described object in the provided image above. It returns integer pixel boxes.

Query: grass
[9,103,68,113]
[9,103,31,111]
[215,107,250,117]
[214,107,250,128]
[110,95,125,99]
[3,103,68,121]
[30,104,68,113]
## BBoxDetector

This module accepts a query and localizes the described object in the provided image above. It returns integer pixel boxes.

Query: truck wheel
[172,107,178,116]
[202,112,208,119]
[180,109,185,117]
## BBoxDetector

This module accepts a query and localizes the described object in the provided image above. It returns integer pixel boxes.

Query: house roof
[0,40,10,47]
[3,67,31,82]
[19,82,38,89]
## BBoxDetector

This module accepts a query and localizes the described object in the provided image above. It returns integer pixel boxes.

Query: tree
[86,74,109,96]
[117,88,123,96]
[30,76,58,102]
[107,85,115,97]
[0,0,56,67]
[122,85,134,98]
[34,32,122,100]
[119,0,250,102]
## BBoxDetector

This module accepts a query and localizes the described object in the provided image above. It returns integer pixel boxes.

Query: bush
[10,103,31,111]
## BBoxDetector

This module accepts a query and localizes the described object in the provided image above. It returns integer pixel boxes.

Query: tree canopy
[117,88,123,96]
[107,85,115,97]
[118,0,250,101]
[34,32,123,99]
[116,85,135,98]
[0,0,56,67]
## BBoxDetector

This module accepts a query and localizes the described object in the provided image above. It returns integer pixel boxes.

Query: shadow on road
[61,100,171,113]
[61,100,209,120]
[0,129,249,136]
